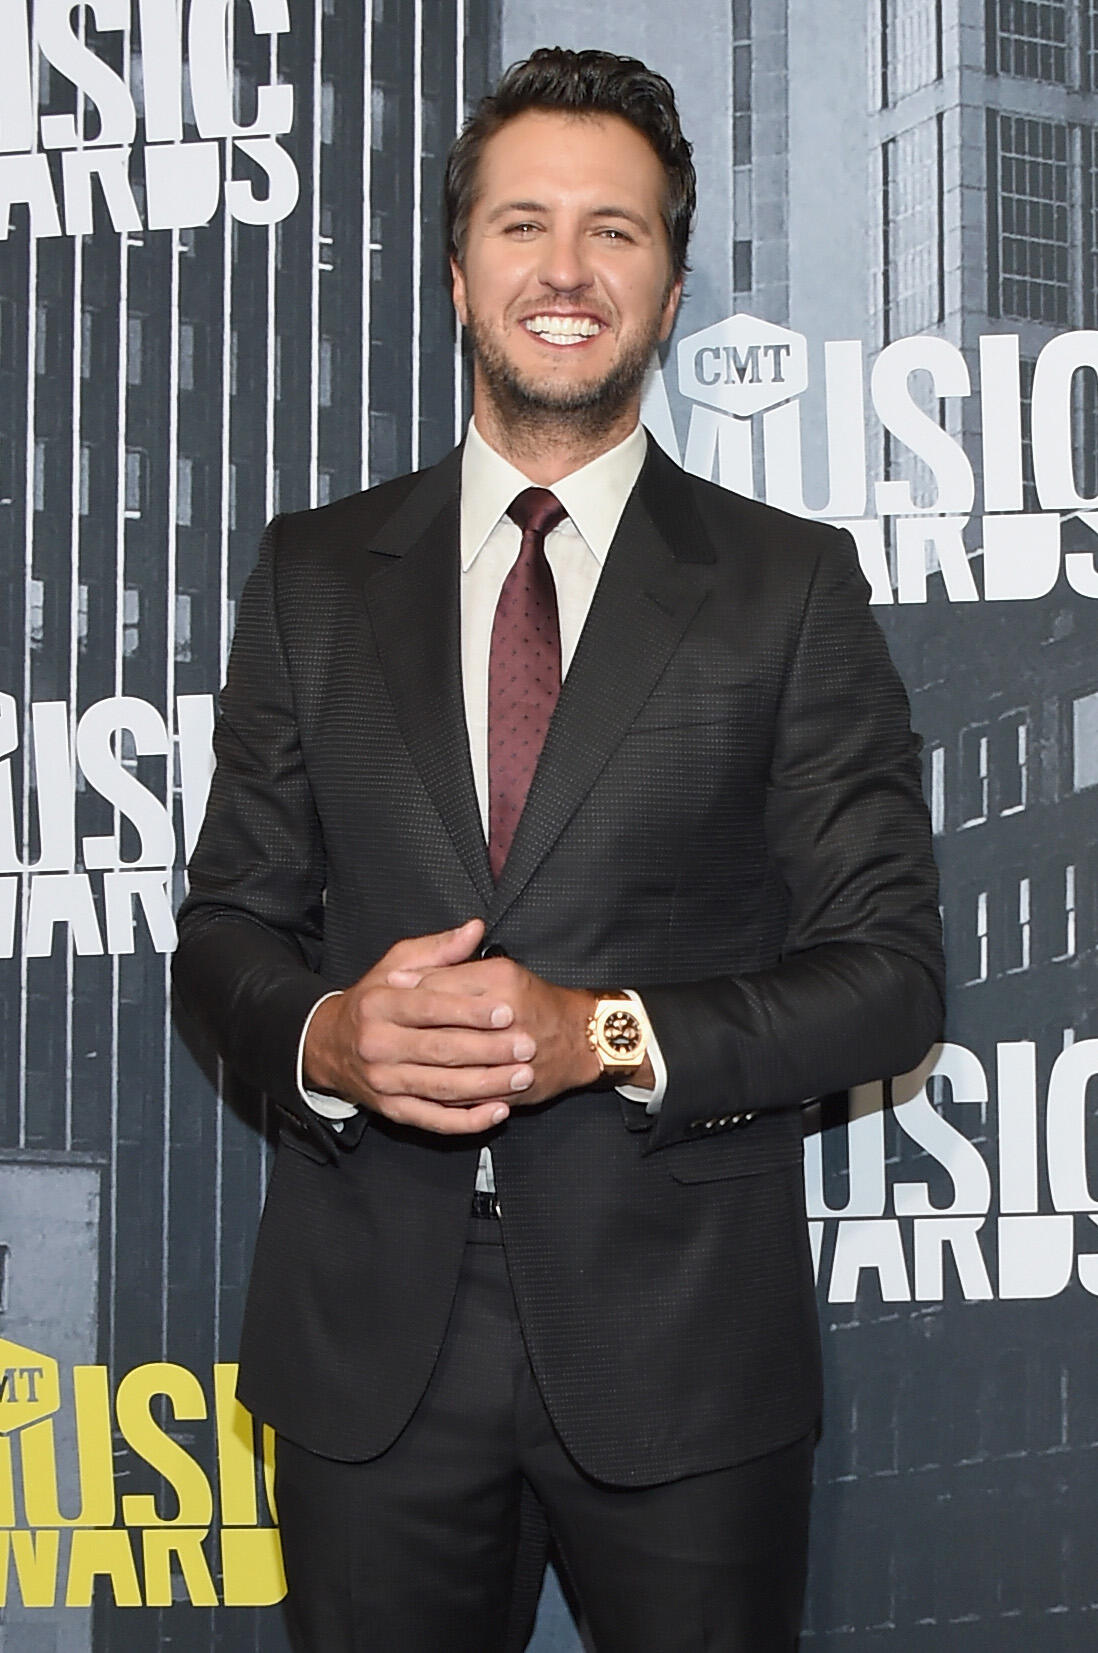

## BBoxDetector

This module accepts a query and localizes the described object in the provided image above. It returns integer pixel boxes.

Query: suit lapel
[488,443,716,925]
[360,448,496,909]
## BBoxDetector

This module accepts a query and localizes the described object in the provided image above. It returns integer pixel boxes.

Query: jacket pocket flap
[628,684,766,733]
[664,1116,802,1183]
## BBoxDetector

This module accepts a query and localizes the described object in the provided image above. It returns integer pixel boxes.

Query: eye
[596,226,633,243]
[505,220,541,237]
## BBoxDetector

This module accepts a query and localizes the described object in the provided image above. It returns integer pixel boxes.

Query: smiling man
[174,47,944,1653]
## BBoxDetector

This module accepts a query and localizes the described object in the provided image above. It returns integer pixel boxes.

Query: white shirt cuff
[296,991,356,1124]
[616,991,666,1115]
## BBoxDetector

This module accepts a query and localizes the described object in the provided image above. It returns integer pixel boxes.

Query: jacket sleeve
[640,531,945,1152]
[172,518,351,1152]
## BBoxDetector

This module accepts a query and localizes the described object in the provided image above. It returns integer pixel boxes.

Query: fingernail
[491,1106,509,1124]
[510,1067,533,1091]
[513,1036,536,1061]
[490,1004,513,1028]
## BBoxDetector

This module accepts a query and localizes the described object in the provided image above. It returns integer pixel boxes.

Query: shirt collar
[460,418,648,571]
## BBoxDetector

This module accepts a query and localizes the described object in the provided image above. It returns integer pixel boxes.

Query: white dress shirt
[299,419,667,1186]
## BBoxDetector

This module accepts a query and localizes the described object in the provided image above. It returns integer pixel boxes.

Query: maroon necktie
[487,487,567,880]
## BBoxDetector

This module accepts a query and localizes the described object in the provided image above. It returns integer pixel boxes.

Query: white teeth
[524,314,603,340]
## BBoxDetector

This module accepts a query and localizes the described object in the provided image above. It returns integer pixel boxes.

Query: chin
[514,347,608,386]
[469,314,652,430]
[524,369,606,404]
[512,350,622,401]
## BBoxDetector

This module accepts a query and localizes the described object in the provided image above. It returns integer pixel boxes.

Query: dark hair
[445,47,696,281]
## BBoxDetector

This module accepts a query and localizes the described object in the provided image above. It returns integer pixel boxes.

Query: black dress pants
[275,1218,813,1653]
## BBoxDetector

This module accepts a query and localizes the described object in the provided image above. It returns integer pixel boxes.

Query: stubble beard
[465,308,660,449]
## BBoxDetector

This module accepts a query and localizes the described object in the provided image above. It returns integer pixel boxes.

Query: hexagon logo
[677,312,808,418]
[0,1337,61,1432]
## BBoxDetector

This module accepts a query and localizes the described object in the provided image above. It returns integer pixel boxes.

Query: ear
[450,257,468,327]
[658,276,683,343]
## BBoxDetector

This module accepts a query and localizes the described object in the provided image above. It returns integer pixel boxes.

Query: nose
[536,226,591,295]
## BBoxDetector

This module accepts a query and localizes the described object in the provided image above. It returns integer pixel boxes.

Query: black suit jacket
[173,437,944,1483]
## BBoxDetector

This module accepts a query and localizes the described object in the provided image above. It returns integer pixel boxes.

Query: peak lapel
[489,445,715,924]
[360,449,495,909]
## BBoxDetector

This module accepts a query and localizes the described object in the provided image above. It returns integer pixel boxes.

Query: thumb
[384,918,485,977]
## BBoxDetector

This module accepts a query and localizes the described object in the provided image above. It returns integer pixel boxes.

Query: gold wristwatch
[586,993,651,1081]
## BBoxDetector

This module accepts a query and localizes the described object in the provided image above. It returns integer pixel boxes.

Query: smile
[522,314,604,345]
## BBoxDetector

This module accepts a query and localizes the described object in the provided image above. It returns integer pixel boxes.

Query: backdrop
[2,3,1097,1650]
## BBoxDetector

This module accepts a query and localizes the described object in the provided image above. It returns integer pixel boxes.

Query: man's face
[451,109,682,435]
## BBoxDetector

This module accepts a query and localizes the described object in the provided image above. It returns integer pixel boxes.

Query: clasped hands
[302,918,602,1135]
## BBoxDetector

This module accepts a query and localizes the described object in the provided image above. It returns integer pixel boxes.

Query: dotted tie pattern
[487,486,567,881]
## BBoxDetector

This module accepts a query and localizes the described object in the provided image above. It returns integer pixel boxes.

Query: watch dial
[604,1010,641,1053]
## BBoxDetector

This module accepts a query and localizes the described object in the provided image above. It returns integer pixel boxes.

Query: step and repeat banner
[1,1,1096,1649]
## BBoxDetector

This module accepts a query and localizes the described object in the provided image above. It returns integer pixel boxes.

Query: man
[174,47,944,1653]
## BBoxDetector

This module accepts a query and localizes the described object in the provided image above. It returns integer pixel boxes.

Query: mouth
[521,313,606,347]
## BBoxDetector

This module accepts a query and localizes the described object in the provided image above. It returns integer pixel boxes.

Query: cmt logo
[677,313,808,417]
[0,1336,60,1431]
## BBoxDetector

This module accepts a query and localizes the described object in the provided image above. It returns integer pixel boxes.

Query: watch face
[602,1008,642,1055]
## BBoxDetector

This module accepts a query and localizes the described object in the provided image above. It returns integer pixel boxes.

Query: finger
[383,919,485,976]
[396,969,515,1027]
[355,1024,534,1069]
[410,1028,536,1068]
[411,959,517,1000]
[380,987,515,1033]
[412,960,496,995]
[372,1062,534,1104]
[378,1096,510,1135]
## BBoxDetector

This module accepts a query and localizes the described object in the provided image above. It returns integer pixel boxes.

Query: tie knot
[507,487,567,542]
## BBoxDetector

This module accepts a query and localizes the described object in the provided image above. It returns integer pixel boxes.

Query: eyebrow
[484,200,653,233]
[483,200,547,223]
[588,206,652,232]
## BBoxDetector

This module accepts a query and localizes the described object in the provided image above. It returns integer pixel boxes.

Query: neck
[471,392,641,486]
